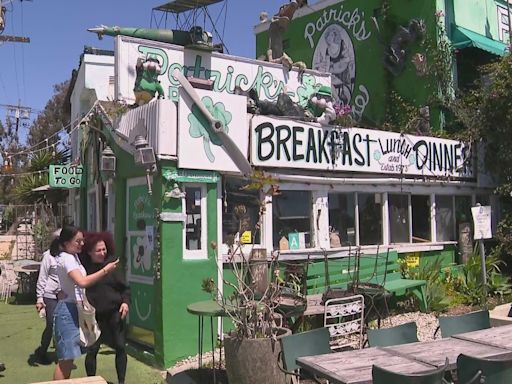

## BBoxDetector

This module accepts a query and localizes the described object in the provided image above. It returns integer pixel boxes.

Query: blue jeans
[53,301,82,360]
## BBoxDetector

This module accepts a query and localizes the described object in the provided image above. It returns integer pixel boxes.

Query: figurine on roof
[266,0,308,72]
[133,57,165,107]
[304,86,336,126]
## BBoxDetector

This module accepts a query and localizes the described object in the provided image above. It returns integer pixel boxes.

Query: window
[358,193,382,245]
[184,185,206,254]
[435,195,454,241]
[328,192,356,246]
[412,195,431,243]
[389,194,410,244]
[273,191,312,250]
[222,178,261,249]
[455,195,472,241]
[498,5,510,42]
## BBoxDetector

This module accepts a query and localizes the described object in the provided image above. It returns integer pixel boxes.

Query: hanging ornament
[52,144,56,157]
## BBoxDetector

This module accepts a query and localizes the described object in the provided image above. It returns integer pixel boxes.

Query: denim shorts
[53,301,83,360]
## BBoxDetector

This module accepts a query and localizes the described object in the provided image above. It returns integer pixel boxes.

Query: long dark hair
[50,225,81,256]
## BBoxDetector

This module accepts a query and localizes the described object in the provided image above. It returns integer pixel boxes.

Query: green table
[187,300,228,384]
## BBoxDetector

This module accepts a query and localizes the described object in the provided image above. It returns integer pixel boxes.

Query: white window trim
[183,183,208,260]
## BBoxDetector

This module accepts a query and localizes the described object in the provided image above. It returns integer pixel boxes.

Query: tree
[27,80,70,148]
[450,54,512,259]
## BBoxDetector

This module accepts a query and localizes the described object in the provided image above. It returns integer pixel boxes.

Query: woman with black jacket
[81,232,130,384]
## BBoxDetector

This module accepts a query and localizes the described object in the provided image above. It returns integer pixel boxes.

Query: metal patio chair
[435,310,490,338]
[457,353,512,384]
[324,294,364,351]
[367,321,419,347]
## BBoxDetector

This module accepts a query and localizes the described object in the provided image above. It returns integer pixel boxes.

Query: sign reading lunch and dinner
[250,116,474,179]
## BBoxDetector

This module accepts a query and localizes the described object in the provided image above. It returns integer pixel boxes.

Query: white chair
[324,294,365,351]
[1,264,18,303]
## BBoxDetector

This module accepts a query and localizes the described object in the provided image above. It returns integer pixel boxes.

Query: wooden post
[250,247,268,296]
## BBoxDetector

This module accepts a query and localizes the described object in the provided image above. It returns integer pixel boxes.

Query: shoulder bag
[77,289,101,347]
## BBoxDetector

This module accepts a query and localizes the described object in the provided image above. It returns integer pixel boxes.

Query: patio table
[451,323,512,350]
[296,347,437,384]
[382,336,509,370]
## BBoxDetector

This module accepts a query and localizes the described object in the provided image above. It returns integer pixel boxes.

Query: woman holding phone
[51,226,119,380]
[81,232,130,384]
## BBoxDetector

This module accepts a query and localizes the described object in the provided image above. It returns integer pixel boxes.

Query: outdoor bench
[304,250,428,314]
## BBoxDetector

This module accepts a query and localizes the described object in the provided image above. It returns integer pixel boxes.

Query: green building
[65,0,507,368]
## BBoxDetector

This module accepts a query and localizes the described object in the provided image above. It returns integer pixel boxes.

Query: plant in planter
[203,178,301,384]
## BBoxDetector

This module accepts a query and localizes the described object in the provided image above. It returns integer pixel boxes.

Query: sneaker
[0,363,5,372]
[34,349,52,365]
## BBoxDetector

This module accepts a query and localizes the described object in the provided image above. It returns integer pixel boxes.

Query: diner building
[65,0,505,368]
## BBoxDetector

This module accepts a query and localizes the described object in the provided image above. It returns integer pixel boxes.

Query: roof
[452,26,507,56]
[153,0,223,14]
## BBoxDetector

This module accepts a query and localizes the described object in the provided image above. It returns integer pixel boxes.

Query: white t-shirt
[56,251,86,303]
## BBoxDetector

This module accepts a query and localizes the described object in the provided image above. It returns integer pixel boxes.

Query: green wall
[156,163,219,366]
[255,0,438,129]
[452,0,505,40]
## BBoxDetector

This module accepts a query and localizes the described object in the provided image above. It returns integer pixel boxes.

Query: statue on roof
[133,57,165,107]
[264,0,308,72]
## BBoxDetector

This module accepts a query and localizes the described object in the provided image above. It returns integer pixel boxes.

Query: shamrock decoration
[373,150,382,161]
[188,96,232,163]
[296,74,322,107]
[133,236,151,272]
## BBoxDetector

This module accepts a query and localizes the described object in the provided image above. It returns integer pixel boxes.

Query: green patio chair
[457,353,512,384]
[372,358,449,384]
[279,327,332,383]
[367,321,419,347]
[437,310,490,338]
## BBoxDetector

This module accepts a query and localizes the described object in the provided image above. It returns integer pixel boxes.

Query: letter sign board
[48,165,83,189]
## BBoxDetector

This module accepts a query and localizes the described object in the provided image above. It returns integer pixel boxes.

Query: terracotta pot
[224,327,291,384]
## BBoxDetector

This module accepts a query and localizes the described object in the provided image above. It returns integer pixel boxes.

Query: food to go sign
[49,165,83,188]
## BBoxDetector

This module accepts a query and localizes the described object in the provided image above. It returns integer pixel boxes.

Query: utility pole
[0,101,31,140]
[0,0,30,44]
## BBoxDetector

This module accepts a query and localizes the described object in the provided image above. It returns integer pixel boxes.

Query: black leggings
[85,310,127,383]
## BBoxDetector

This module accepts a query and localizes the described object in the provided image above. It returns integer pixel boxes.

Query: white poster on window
[471,205,492,240]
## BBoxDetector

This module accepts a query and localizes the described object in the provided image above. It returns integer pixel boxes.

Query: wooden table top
[383,337,509,370]
[296,347,436,384]
[451,324,512,351]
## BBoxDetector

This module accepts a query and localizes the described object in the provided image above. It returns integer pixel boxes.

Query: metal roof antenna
[150,0,229,53]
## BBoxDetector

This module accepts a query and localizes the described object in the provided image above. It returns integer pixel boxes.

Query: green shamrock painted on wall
[188,96,232,163]
[296,74,322,107]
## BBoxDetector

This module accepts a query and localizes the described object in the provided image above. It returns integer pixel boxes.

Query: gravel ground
[377,311,440,341]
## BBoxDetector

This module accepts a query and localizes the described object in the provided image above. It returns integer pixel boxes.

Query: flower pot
[224,327,291,384]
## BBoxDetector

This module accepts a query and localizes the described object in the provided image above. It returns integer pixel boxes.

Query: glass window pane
[436,195,454,241]
[389,194,410,244]
[412,195,431,242]
[455,195,472,241]
[358,193,382,245]
[273,191,312,250]
[185,187,202,250]
[222,178,261,248]
[328,192,356,246]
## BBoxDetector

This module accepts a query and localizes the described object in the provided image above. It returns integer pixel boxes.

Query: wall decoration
[312,23,356,105]
[384,19,426,76]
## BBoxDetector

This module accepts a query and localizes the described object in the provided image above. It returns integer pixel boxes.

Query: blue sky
[0,0,284,137]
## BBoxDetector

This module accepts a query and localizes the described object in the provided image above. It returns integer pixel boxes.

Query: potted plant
[203,176,296,384]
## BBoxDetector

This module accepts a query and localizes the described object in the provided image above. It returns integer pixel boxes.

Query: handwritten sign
[471,205,492,240]
[405,253,421,268]
[48,165,83,189]
[240,231,252,244]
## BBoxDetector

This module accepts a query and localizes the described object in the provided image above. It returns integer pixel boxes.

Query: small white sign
[471,205,492,240]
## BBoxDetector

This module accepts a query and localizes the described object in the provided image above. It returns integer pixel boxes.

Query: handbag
[77,289,101,347]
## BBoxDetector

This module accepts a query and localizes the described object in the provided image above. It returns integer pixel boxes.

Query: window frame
[182,183,208,260]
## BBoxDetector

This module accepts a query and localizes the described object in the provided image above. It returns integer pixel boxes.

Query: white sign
[471,205,492,240]
[115,36,331,106]
[250,116,474,179]
[178,89,249,173]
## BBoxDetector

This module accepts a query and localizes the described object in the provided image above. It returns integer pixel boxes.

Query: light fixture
[133,135,156,195]
[100,145,116,197]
